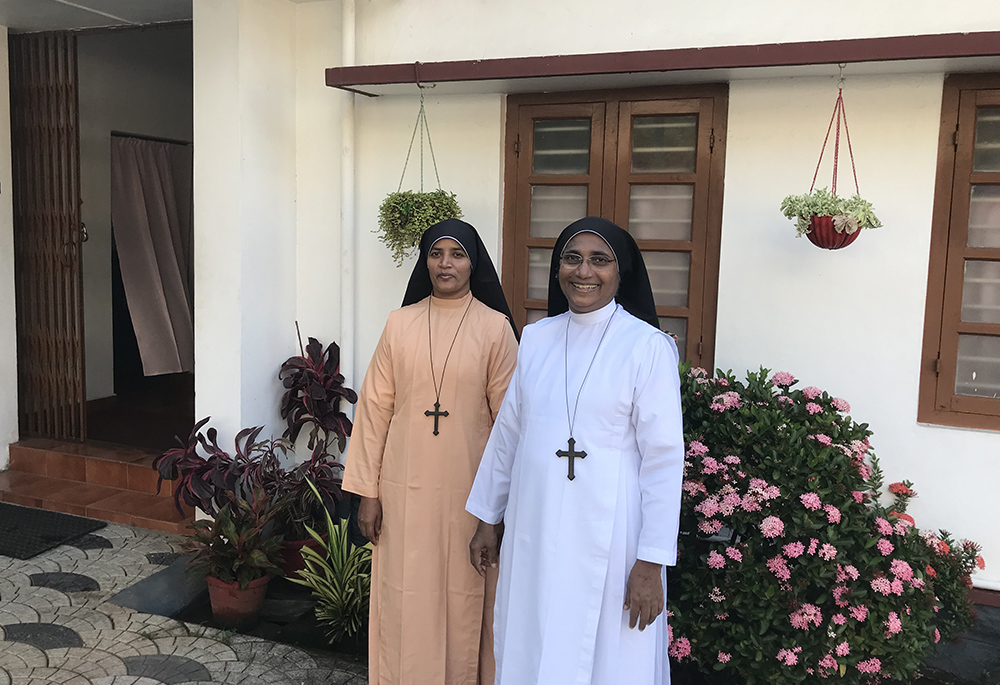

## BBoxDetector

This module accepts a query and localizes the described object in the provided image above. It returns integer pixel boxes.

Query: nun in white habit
[466,217,685,685]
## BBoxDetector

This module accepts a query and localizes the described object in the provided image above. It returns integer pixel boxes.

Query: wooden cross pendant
[424,401,449,436]
[556,437,587,481]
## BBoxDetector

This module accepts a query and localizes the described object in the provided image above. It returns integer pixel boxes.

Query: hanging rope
[397,93,443,193]
[809,86,861,197]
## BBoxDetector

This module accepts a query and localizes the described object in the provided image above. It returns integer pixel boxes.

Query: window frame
[500,85,729,370]
[919,73,1000,430]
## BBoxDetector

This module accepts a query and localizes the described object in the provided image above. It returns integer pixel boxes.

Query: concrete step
[2,439,192,534]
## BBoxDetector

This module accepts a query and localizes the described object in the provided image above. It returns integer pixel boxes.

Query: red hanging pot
[805,216,861,250]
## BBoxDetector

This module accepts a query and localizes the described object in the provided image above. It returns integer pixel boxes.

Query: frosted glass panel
[955,335,1000,398]
[527,248,553,301]
[974,107,1000,172]
[530,185,588,238]
[532,119,591,175]
[526,309,547,325]
[659,317,688,359]
[643,251,690,308]
[962,260,1000,324]
[631,115,697,173]
[968,185,1000,248]
[629,185,694,241]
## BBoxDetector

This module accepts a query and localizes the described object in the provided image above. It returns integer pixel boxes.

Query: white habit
[466,300,685,685]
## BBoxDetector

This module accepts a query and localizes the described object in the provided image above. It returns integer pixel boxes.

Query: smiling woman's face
[558,232,619,314]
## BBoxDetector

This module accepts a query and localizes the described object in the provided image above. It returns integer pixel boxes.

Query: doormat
[0,502,107,560]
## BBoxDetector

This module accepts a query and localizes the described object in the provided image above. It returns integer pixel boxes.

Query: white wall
[355,0,1000,64]
[0,25,16,468]
[78,26,193,401]
[717,74,999,589]
[354,93,505,379]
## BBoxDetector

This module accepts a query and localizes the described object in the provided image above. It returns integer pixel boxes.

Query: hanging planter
[377,95,463,266]
[780,75,882,250]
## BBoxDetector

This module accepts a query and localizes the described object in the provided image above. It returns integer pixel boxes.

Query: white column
[0,26,17,468]
[193,0,297,439]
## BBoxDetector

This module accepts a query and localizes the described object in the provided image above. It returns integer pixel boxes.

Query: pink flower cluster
[708,551,726,569]
[708,587,726,602]
[725,546,743,562]
[710,391,742,412]
[686,440,709,458]
[805,402,823,415]
[776,646,802,666]
[856,658,882,674]
[824,504,841,523]
[770,371,796,387]
[789,603,822,630]
[890,559,914,582]
[767,555,792,581]
[836,564,860,582]
[831,397,851,412]
[717,651,731,663]
[875,517,893,535]
[760,516,785,538]
[783,542,805,558]
[877,538,895,556]
[800,492,822,510]
[810,433,833,446]
[885,611,903,637]
[849,604,869,622]
[668,636,691,659]
[802,386,823,399]
[818,543,838,561]
[835,641,850,656]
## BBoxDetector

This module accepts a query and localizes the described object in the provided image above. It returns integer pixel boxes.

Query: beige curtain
[110,135,193,376]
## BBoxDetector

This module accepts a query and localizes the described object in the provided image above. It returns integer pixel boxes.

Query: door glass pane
[532,119,591,175]
[962,260,1000,324]
[968,185,1000,248]
[527,248,553,301]
[643,251,690,308]
[973,107,1000,172]
[659,317,688,359]
[526,309,547,325]
[955,334,1000,398]
[530,185,587,238]
[631,115,697,174]
[629,185,694,241]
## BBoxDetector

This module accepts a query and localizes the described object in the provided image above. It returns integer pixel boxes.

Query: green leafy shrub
[667,367,983,684]
[376,189,462,266]
[288,479,372,644]
[780,187,882,237]
[185,489,285,589]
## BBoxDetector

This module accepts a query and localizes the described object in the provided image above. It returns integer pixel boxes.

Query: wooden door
[10,32,86,440]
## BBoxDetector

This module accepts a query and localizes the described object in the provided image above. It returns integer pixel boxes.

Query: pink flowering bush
[668,367,984,684]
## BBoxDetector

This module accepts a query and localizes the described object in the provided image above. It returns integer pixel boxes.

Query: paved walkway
[0,523,367,685]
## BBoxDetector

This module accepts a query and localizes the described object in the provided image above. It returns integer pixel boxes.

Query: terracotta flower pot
[279,537,324,578]
[806,215,861,250]
[206,574,271,628]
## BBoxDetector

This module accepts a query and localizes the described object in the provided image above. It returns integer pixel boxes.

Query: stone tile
[8,586,72,613]
[67,533,114,552]
[1,622,83,650]
[0,642,47,670]
[77,629,159,657]
[123,654,212,684]
[146,552,184,566]
[0,602,41,625]
[90,677,165,685]
[230,637,317,670]
[36,605,115,633]
[151,635,238,663]
[6,666,90,684]
[112,613,191,640]
[29,572,100,593]
[39,647,128,679]
[203,660,297,685]
[0,666,10,685]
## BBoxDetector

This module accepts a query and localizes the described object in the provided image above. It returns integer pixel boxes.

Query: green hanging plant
[377,189,462,266]
[376,95,463,267]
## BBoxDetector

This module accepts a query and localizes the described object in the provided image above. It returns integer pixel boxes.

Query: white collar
[568,299,618,325]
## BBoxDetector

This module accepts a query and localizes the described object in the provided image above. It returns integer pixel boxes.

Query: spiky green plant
[288,479,372,644]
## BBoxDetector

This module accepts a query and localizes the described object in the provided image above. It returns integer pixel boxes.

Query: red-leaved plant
[667,366,983,684]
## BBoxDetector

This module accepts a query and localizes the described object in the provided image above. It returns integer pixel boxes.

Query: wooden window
[501,86,728,368]
[920,74,1000,429]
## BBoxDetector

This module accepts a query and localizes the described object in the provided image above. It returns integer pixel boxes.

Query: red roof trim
[326,31,1000,90]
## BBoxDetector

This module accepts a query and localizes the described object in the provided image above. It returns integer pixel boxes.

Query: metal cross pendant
[556,437,587,481]
[424,401,449,436]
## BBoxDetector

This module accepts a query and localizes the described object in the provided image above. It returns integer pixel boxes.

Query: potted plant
[780,187,882,249]
[288,479,372,651]
[185,489,286,628]
[377,188,462,266]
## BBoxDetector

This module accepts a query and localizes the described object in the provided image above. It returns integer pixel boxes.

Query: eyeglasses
[560,253,616,270]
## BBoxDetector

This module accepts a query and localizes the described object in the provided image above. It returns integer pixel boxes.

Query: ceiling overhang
[326,30,1000,97]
